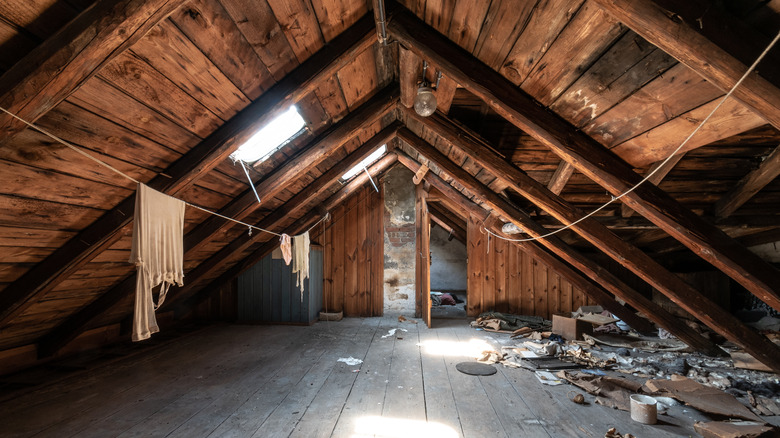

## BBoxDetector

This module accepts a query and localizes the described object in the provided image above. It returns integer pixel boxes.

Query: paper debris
[382,328,408,339]
[535,370,564,386]
[337,357,363,366]
[693,421,774,438]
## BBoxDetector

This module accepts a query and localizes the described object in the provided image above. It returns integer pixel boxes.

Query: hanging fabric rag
[292,231,310,300]
[129,183,185,342]
[280,233,292,265]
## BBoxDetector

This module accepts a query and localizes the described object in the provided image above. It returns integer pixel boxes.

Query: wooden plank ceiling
[0,0,779,367]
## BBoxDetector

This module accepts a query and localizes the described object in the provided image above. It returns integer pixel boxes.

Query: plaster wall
[750,241,780,263]
[383,166,417,315]
[430,225,467,291]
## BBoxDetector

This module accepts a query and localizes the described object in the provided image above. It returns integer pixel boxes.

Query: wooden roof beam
[175,153,399,318]
[620,153,686,217]
[0,14,382,328]
[396,151,658,336]
[37,127,398,357]
[428,202,467,244]
[591,0,780,131]
[398,130,780,369]
[388,9,780,311]
[714,145,780,218]
[0,0,188,146]
[184,86,398,255]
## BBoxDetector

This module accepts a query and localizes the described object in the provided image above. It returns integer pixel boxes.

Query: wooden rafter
[183,86,398,255]
[0,0,188,146]
[0,14,382,328]
[37,127,398,357]
[428,202,466,243]
[714,145,780,218]
[397,152,658,336]
[620,153,686,217]
[591,0,780,131]
[397,129,780,370]
[388,10,780,312]
[176,154,400,318]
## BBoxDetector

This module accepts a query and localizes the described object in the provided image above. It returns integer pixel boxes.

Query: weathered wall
[467,215,594,319]
[322,186,384,317]
[383,166,417,315]
[750,241,780,263]
[430,225,467,291]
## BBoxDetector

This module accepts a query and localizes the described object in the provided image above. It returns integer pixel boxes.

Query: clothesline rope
[0,105,315,239]
[482,27,780,244]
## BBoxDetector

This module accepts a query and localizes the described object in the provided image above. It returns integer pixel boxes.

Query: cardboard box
[552,314,592,341]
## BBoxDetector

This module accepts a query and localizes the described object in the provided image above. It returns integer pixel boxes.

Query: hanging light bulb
[414,85,437,117]
[413,61,441,117]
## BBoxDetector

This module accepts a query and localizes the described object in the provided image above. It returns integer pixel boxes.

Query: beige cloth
[280,234,292,265]
[129,183,185,342]
[292,232,310,298]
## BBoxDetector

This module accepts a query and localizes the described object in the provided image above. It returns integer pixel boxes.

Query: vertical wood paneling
[466,229,591,319]
[322,186,383,316]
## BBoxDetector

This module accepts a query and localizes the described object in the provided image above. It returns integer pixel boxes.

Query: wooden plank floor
[1,316,703,437]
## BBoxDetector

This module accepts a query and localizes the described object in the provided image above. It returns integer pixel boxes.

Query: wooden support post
[388,12,780,312]
[397,152,657,335]
[416,183,432,327]
[398,132,780,369]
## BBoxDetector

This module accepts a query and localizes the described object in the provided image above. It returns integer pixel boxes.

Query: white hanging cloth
[292,231,310,300]
[129,183,185,341]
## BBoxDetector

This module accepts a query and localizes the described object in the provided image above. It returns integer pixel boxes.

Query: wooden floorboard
[0,317,715,437]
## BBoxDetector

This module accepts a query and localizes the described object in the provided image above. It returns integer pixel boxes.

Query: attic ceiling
[0,0,779,366]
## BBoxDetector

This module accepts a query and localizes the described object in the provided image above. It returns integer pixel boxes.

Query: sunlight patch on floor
[417,338,493,357]
[351,416,458,438]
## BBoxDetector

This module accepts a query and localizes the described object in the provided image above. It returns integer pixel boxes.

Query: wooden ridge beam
[590,0,780,131]
[396,151,657,335]
[175,153,399,317]
[0,0,188,145]
[388,10,780,311]
[38,147,399,357]
[0,14,382,328]
[714,145,780,218]
[399,130,780,365]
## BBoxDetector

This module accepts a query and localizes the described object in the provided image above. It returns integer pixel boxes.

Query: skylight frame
[230,106,307,164]
[341,145,388,181]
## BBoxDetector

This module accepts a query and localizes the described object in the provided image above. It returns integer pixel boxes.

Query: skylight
[341,145,387,181]
[230,107,306,163]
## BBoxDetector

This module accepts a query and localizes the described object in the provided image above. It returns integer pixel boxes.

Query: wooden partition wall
[321,186,384,317]
[467,215,594,319]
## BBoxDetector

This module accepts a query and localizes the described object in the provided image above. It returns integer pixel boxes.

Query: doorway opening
[428,204,468,321]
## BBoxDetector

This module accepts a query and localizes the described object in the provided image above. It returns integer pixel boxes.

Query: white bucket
[630,394,657,424]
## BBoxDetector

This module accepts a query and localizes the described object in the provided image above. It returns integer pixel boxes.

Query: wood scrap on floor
[645,375,764,422]
[693,421,775,438]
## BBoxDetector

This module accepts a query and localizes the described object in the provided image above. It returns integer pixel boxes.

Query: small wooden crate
[319,311,343,321]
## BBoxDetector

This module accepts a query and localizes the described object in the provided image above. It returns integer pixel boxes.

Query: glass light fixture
[414,85,437,117]
[413,61,442,117]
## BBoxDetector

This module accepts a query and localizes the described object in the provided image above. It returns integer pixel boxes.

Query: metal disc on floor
[455,361,497,376]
